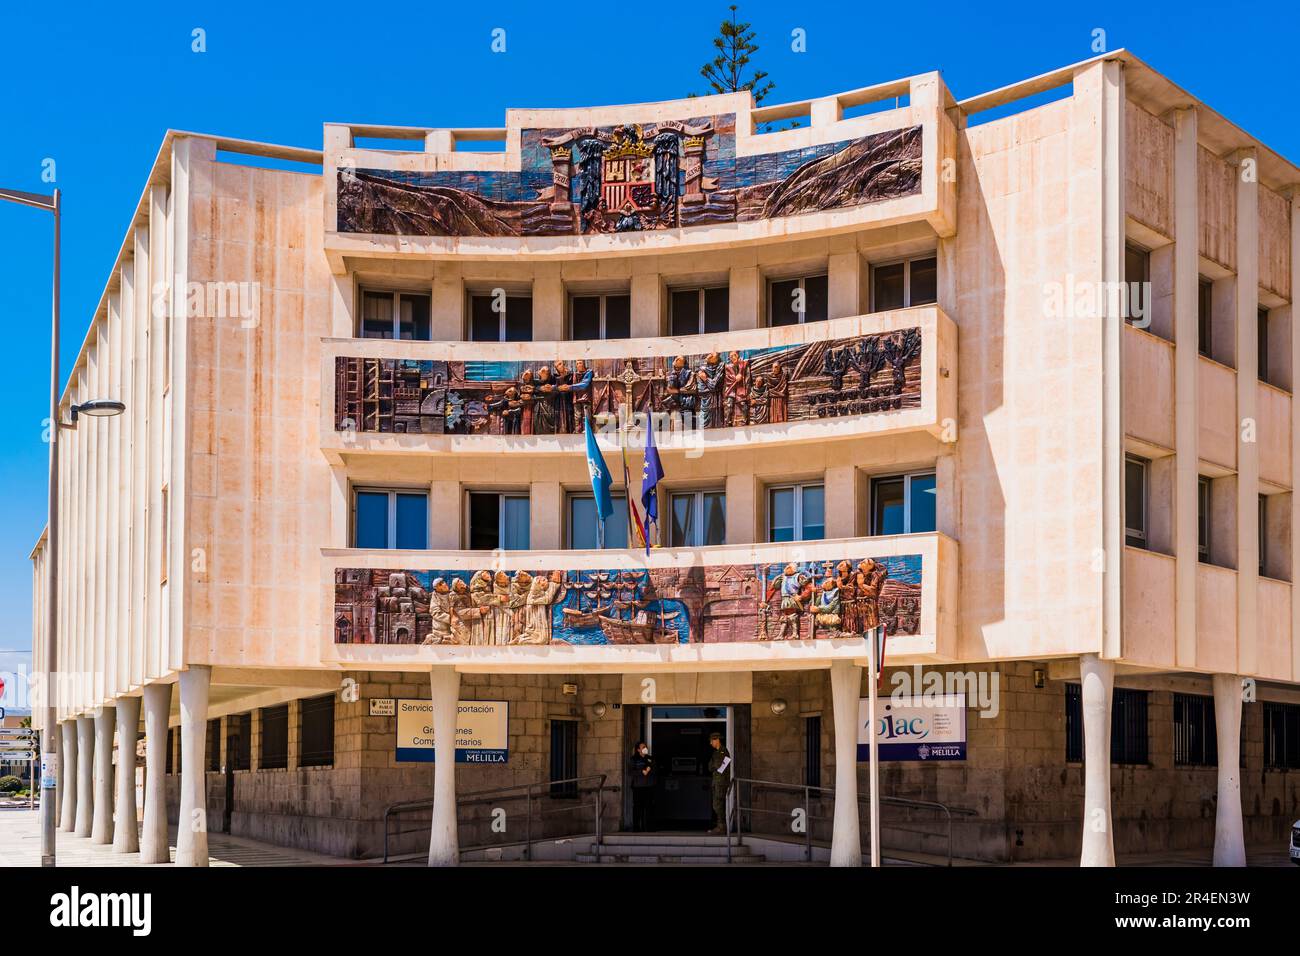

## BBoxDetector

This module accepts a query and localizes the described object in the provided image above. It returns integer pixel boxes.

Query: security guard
[707,732,732,834]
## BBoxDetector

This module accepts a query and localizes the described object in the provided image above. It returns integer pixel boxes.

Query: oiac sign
[856,694,967,762]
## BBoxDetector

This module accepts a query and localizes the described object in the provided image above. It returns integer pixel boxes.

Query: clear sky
[0,0,1295,668]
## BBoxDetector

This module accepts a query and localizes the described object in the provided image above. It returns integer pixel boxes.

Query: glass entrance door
[645,705,733,831]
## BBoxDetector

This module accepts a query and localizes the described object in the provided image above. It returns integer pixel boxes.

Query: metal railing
[724,776,976,865]
[382,774,613,863]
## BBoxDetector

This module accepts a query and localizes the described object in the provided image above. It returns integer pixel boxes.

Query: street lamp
[1,186,123,866]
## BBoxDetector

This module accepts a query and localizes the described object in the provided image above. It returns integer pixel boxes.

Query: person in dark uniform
[707,732,732,834]
[628,741,656,832]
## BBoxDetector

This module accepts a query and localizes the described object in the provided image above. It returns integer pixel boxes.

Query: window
[1263,701,1300,770]
[668,490,727,547]
[227,713,251,771]
[568,493,629,549]
[160,487,169,584]
[768,274,828,326]
[206,719,221,772]
[1197,477,1210,562]
[768,483,825,542]
[871,472,936,536]
[353,488,428,550]
[1173,693,1217,766]
[549,720,579,797]
[1259,494,1268,577]
[1124,244,1149,324]
[1065,684,1149,765]
[360,290,431,340]
[166,728,175,775]
[670,287,729,336]
[1258,307,1270,383]
[1125,456,1148,549]
[803,715,822,789]
[871,255,938,312]
[571,293,631,340]
[260,704,289,770]
[469,292,533,342]
[1197,278,1212,357]
[299,695,335,769]
[467,492,530,550]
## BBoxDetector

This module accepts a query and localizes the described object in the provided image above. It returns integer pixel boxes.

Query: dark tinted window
[260,704,289,770]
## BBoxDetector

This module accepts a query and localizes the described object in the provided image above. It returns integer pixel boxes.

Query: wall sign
[395,699,509,763]
[369,698,395,716]
[857,694,966,762]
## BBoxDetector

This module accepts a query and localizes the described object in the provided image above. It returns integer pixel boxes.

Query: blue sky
[0,0,1295,668]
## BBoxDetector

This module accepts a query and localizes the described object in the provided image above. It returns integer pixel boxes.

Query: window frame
[668,285,729,337]
[766,273,829,327]
[299,694,336,769]
[569,291,631,341]
[1172,692,1217,767]
[1259,493,1268,577]
[227,713,251,772]
[1123,243,1149,324]
[549,718,580,798]
[869,470,937,536]
[766,481,826,543]
[351,486,429,550]
[1258,306,1270,384]
[206,718,221,772]
[1197,277,1213,358]
[1197,476,1211,562]
[358,287,432,341]
[1263,700,1300,770]
[803,714,822,789]
[1125,455,1149,549]
[465,490,531,551]
[259,704,290,771]
[566,490,629,550]
[870,253,938,312]
[667,488,728,548]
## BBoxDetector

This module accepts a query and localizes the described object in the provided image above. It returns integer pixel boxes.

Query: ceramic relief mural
[337,116,922,237]
[334,555,922,647]
[334,327,921,435]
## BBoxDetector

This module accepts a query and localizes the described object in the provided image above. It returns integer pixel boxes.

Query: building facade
[29,50,1300,866]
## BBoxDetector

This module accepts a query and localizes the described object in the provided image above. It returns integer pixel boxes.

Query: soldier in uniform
[707,732,732,834]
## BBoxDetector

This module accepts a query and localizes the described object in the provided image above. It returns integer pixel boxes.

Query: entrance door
[646,706,732,831]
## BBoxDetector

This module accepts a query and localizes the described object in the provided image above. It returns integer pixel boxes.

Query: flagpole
[867,624,882,868]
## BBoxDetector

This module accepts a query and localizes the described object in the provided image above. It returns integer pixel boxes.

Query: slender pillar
[59,720,77,831]
[140,683,172,864]
[1212,674,1247,866]
[427,667,461,866]
[113,695,140,852]
[74,716,94,837]
[1172,107,1199,669]
[91,706,115,844]
[176,666,211,867]
[1079,654,1116,866]
[829,660,863,867]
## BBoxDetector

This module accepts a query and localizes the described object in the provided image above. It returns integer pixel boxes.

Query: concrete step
[602,833,744,846]
[576,851,766,864]
[589,842,748,856]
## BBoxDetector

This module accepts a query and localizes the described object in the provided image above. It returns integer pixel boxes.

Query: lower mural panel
[334,555,922,648]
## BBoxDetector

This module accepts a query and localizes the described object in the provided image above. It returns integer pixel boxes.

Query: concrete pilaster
[728,266,761,331]
[75,716,94,837]
[1211,674,1247,866]
[113,695,140,853]
[59,720,77,831]
[827,251,861,319]
[1235,148,1259,677]
[140,682,172,864]
[427,667,461,866]
[630,273,661,338]
[829,660,863,867]
[1172,107,1199,669]
[91,706,115,844]
[1079,653,1116,866]
[176,666,211,866]
[1292,191,1300,684]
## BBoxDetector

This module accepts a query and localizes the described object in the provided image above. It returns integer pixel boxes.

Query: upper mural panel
[336,116,922,237]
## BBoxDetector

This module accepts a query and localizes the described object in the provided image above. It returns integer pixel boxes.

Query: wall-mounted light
[62,399,126,429]
[591,701,607,718]
[769,698,788,716]
[562,682,577,696]
[1033,668,1045,690]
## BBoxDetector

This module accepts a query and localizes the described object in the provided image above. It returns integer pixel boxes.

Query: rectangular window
[870,472,936,536]
[1173,693,1217,766]
[1259,494,1268,577]
[1124,243,1149,324]
[1263,701,1300,770]
[352,488,428,550]
[568,493,629,550]
[768,274,828,326]
[467,492,530,550]
[767,483,825,542]
[871,255,938,312]
[166,727,175,775]
[227,713,251,772]
[469,292,533,342]
[1065,684,1149,765]
[1197,477,1210,562]
[1197,278,1212,357]
[670,287,729,337]
[571,293,631,340]
[1125,456,1148,549]
[803,715,822,789]
[259,704,289,771]
[668,490,727,547]
[549,720,579,797]
[360,290,431,340]
[206,718,221,772]
[299,694,335,769]
[1258,307,1269,383]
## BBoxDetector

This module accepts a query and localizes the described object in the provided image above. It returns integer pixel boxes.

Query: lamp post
[2,186,125,866]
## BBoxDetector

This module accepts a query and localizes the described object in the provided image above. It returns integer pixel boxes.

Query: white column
[1172,107,1199,669]
[75,716,94,837]
[1079,654,1116,866]
[113,695,141,853]
[829,660,863,867]
[176,666,211,867]
[140,683,172,864]
[1212,674,1247,866]
[59,720,77,832]
[91,706,116,844]
[1234,148,1260,677]
[427,667,461,867]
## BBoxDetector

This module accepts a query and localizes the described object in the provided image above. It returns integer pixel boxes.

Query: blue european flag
[640,414,664,547]
[584,415,613,546]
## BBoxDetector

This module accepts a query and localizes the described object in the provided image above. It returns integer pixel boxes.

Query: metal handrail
[724,775,976,865]
[382,773,612,863]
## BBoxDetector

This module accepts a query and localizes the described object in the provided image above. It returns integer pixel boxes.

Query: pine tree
[698,5,775,104]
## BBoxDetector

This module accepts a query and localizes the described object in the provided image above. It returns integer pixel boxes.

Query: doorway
[644,705,733,831]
